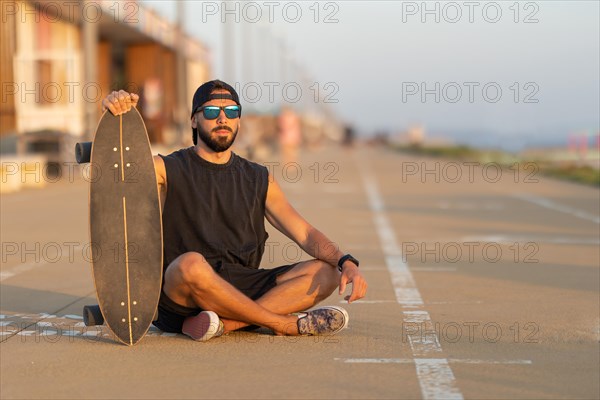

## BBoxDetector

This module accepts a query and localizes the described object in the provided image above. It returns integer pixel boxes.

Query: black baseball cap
[191,79,241,118]
[191,79,241,145]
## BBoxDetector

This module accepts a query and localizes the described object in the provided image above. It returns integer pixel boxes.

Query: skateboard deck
[82,109,162,345]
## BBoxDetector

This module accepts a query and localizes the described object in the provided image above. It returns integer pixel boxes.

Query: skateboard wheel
[75,142,92,164]
[83,304,104,326]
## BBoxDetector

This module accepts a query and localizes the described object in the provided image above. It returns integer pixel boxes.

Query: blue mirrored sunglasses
[196,105,241,120]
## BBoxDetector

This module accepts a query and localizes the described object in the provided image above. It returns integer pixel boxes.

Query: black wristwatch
[337,254,359,272]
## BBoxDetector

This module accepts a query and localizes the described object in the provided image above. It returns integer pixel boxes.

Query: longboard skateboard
[76,108,163,345]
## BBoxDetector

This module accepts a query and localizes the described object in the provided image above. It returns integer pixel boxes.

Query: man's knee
[305,260,339,295]
[171,252,215,286]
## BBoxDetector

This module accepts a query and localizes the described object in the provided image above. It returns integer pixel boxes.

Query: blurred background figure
[277,106,302,165]
[342,125,356,148]
[139,77,163,144]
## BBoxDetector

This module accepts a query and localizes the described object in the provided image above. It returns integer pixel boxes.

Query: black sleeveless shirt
[159,148,269,271]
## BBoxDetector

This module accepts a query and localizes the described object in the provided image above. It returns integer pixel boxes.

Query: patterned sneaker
[296,306,349,335]
[182,311,224,342]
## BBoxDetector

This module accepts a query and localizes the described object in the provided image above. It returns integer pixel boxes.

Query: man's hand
[101,90,139,116]
[338,263,368,303]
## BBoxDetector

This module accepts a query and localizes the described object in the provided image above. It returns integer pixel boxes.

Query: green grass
[394,144,600,187]
[539,163,600,186]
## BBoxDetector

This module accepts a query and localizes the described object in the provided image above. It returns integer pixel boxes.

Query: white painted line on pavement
[448,359,532,365]
[461,235,600,245]
[336,358,532,365]
[368,265,453,274]
[63,314,84,320]
[0,243,85,282]
[362,174,463,400]
[339,300,396,304]
[0,260,50,282]
[0,272,15,280]
[415,359,463,400]
[403,311,442,355]
[512,193,600,224]
[339,300,482,306]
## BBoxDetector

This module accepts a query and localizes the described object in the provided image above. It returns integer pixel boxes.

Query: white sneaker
[182,311,224,342]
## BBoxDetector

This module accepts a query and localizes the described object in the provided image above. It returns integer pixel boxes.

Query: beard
[197,124,238,152]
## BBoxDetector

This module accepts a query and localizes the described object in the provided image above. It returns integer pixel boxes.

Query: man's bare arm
[265,175,367,302]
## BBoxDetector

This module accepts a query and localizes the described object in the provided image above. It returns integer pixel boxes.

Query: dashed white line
[512,193,600,224]
[403,311,442,355]
[362,174,463,400]
[415,359,463,400]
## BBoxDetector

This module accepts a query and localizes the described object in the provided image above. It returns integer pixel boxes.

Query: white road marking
[0,272,15,280]
[0,244,84,282]
[415,359,463,400]
[336,358,532,365]
[339,300,482,306]
[0,313,175,339]
[63,314,83,320]
[461,235,600,246]
[403,311,441,355]
[339,300,396,304]
[362,174,463,400]
[512,193,600,224]
[0,260,49,282]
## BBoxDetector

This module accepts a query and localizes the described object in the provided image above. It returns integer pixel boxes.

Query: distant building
[1,0,211,166]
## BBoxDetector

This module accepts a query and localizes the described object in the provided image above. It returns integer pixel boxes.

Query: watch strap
[338,254,359,272]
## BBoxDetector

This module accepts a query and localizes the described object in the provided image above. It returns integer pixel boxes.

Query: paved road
[1,144,598,399]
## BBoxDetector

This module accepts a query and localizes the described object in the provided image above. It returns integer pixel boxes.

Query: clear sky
[141,1,599,149]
